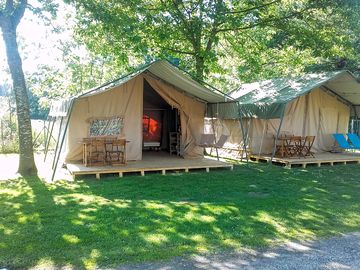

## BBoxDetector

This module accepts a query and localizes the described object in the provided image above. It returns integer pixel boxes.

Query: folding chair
[211,134,229,161]
[287,136,303,158]
[302,136,315,157]
[347,133,360,149]
[213,134,229,149]
[198,134,216,147]
[332,133,354,150]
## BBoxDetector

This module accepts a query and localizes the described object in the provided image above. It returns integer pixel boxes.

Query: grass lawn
[1,162,360,269]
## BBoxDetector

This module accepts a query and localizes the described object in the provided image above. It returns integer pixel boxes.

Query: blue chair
[332,133,355,149]
[347,133,360,149]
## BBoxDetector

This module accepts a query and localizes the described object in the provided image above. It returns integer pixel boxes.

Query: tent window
[89,116,124,137]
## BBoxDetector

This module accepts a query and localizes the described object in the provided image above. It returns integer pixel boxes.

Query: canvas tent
[49,60,226,180]
[207,70,360,157]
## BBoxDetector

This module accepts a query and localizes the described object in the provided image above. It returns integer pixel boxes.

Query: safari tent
[207,70,360,158]
[49,60,228,179]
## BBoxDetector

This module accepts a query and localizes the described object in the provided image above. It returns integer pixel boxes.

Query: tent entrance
[143,79,180,154]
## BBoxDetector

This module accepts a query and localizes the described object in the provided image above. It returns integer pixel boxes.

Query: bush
[0,114,56,154]
[0,116,19,154]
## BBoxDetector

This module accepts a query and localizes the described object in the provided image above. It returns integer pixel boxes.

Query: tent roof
[230,70,360,105]
[215,70,360,119]
[79,60,225,103]
[49,60,226,117]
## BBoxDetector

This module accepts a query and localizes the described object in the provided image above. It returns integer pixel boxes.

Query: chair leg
[215,147,219,160]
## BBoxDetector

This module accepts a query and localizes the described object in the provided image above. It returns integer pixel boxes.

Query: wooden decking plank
[67,152,232,178]
[250,153,360,168]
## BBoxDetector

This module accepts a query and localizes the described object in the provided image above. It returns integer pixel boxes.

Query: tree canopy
[64,0,360,90]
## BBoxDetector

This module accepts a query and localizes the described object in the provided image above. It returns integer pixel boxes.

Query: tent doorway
[143,79,180,154]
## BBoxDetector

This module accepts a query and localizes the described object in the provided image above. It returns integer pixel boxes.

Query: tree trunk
[195,55,205,82]
[1,22,37,176]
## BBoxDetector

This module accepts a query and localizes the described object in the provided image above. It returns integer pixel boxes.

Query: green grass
[1,163,360,269]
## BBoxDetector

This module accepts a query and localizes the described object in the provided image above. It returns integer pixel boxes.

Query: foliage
[0,163,359,269]
[302,0,360,76]
[0,92,52,154]
[28,90,49,120]
[0,114,19,154]
[27,41,132,106]
[64,0,360,90]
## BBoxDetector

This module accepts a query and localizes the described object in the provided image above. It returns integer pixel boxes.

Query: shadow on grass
[0,162,360,269]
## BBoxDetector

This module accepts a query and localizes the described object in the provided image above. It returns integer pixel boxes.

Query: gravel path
[116,232,360,270]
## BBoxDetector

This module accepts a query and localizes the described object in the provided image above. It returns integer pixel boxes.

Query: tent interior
[142,79,180,153]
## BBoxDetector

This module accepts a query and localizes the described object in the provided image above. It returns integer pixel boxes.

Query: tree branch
[217,8,312,33]
[167,0,197,46]
[204,0,224,53]
[12,0,27,27]
[5,0,14,12]
[222,0,281,15]
[159,46,195,55]
[0,11,4,29]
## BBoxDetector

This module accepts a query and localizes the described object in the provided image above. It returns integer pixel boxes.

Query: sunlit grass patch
[62,234,80,244]
[0,163,359,269]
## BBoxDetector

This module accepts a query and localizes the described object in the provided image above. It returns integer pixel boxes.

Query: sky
[0,0,75,85]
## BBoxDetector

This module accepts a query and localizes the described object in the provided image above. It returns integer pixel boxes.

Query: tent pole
[237,102,249,163]
[270,105,287,164]
[51,116,64,169]
[241,118,251,162]
[44,116,56,162]
[43,116,51,155]
[43,119,50,154]
[258,121,267,159]
[352,105,358,135]
[303,93,309,135]
[51,100,75,182]
[209,104,219,160]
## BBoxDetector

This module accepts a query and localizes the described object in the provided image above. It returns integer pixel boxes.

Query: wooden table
[274,136,303,158]
[81,137,128,166]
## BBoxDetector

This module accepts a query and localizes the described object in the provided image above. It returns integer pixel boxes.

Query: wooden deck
[67,152,233,179]
[250,152,360,168]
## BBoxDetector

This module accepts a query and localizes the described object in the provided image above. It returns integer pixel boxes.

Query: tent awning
[209,70,360,119]
[146,61,226,103]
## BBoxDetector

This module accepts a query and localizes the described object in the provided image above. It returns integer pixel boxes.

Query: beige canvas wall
[65,76,143,162]
[211,88,350,156]
[64,73,206,162]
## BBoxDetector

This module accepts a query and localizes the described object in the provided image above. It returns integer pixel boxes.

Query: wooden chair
[87,139,106,166]
[106,138,126,165]
[275,136,292,158]
[302,136,315,157]
[275,138,287,158]
[288,136,303,158]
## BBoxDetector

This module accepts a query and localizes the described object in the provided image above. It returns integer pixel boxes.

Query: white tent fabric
[66,76,143,161]
[208,88,350,157]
